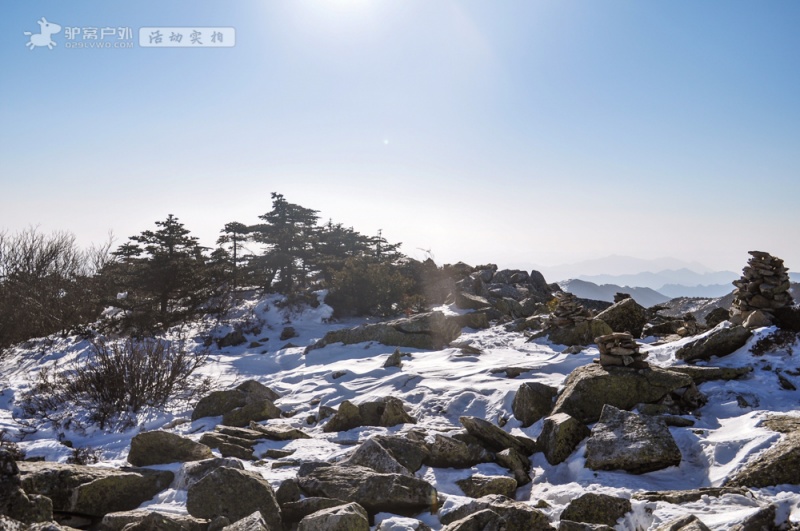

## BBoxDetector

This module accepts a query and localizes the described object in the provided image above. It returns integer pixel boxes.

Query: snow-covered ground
[1,293,798,530]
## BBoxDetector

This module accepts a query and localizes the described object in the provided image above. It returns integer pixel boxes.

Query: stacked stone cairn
[548,292,592,328]
[730,251,793,327]
[613,292,631,303]
[595,332,649,368]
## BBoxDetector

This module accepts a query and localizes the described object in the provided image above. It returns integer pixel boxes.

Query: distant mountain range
[559,279,670,308]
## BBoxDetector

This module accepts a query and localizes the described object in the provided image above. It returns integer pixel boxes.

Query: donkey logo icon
[24,17,62,50]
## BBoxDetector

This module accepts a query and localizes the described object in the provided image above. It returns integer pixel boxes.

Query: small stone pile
[613,292,632,303]
[595,332,648,368]
[548,292,592,328]
[731,251,793,327]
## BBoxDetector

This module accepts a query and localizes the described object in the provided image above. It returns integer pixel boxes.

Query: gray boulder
[653,515,711,531]
[552,364,694,424]
[548,320,614,347]
[559,493,632,527]
[439,495,553,529]
[725,431,800,488]
[323,397,415,433]
[340,438,411,476]
[595,298,647,338]
[675,323,752,362]
[495,448,531,486]
[18,461,173,517]
[192,390,248,421]
[307,311,462,352]
[281,498,349,525]
[297,464,436,516]
[442,509,506,531]
[186,467,281,529]
[0,449,52,524]
[459,416,537,455]
[586,405,681,474]
[539,413,591,465]
[373,435,430,473]
[128,430,214,467]
[425,434,491,468]
[222,398,282,427]
[222,511,271,531]
[297,502,369,531]
[248,422,311,440]
[512,382,558,428]
[176,457,244,490]
[198,432,255,460]
[99,510,207,531]
[455,475,517,499]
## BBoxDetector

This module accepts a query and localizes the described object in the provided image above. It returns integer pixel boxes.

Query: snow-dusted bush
[21,337,210,431]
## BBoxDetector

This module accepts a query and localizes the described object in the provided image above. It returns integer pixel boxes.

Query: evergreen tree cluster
[0,193,429,350]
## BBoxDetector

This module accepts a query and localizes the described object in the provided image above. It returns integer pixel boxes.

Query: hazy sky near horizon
[2,1,799,275]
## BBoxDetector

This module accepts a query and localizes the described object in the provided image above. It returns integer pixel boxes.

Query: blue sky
[2,1,799,276]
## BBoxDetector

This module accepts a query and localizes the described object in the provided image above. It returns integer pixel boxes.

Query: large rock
[654,515,711,531]
[442,509,505,531]
[459,416,537,456]
[186,467,281,528]
[307,311,462,352]
[495,448,531,486]
[725,431,800,488]
[323,397,415,432]
[539,413,591,465]
[281,498,350,525]
[585,405,681,474]
[595,298,648,338]
[223,511,271,531]
[192,382,281,422]
[372,435,430,473]
[548,319,614,347]
[297,502,369,531]
[99,509,207,531]
[340,438,411,476]
[424,434,491,468]
[18,461,173,517]
[128,430,213,466]
[512,382,558,428]
[222,398,282,427]
[438,495,553,529]
[552,364,694,424]
[297,465,436,516]
[455,475,517,499]
[0,449,52,524]
[559,493,632,527]
[176,457,244,490]
[675,323,752,362]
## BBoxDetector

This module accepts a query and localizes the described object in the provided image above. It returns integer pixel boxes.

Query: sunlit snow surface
[1,294,799,530]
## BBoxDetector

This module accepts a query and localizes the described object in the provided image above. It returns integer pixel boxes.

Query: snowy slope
[0,293,799,530]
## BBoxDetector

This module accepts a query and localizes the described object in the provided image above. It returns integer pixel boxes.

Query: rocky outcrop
[297,502,369,531]
[438,495,553,529]
[307,311,462,352]
[585,405,681,474]
[595,298,647,338]
[424,433,491,469]
[730,251,793,327]
[549,319,614,347]
[323,396,415,432]
[127,430,213,466]
[18,461,174,517]
[559,493,632,527]
[0,450,52,524]
[455,475,517,499]
[222,398,282,427]
[595,332,648,368]
[372,435,430,472]
[539,413,591,465]
[176,457,244,490]
[512,382,557,428]
[552,364,695,424]
[674,322,752,362]
[297,465,436,516]
[186,467,282,528]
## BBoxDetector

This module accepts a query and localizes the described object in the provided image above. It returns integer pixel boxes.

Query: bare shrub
[21,337,210,431]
